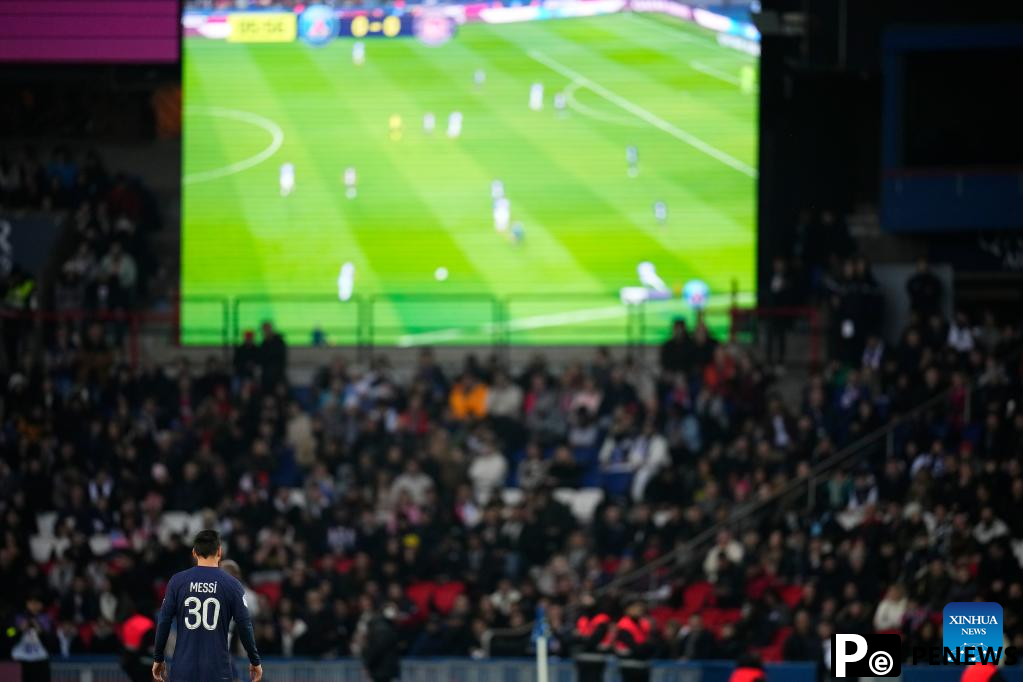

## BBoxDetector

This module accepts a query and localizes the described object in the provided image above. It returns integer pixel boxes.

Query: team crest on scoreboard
[415,10,456,47]
[298,4,340,46]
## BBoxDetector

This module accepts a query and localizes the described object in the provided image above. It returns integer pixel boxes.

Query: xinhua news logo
[944,602,1003,663]
[832,602,1018,678]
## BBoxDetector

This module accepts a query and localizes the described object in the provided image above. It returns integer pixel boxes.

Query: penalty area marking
[183,107,284,185]
[563,81,644,127]
[689,60,741,86]
[529,50,757,178]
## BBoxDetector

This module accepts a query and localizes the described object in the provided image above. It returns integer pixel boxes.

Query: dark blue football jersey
[154,566,260,682]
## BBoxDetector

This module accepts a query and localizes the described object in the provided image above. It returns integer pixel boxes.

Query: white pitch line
[393,292,757,347]
[563,81,644,127]
[183,107,284,185]
[690,60,741,86]
[502,303,628,332]
[396,303,629,347]
[396,329,464,347]
[528,50,757,178]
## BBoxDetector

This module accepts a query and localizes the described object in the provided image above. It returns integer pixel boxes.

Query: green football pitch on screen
[181,13,757,346]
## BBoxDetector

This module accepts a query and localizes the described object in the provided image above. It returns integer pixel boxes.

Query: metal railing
[48,656,1023,682]
[227,291,696,350]
[50,657,817,682]
[12,292,817,356]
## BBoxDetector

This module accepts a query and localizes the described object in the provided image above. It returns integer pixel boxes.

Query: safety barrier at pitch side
[50,657,817,682]
[46,656,1023,682]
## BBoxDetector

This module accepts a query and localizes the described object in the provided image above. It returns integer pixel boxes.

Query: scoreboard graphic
[343,14,413,39]
[227,13,297,43]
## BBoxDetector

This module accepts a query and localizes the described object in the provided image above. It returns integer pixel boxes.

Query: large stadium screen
[181,2,758,345]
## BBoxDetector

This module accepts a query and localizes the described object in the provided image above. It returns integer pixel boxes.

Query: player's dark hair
[193,529,221,558]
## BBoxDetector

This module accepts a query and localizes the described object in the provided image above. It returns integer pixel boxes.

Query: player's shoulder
[164,567,191,592]
[215,569,245,592]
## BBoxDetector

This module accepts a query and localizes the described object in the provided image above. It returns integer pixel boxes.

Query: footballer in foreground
[152,530,262,682]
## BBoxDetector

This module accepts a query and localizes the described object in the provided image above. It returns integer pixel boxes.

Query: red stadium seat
[756,643,784,663]
[700,608,741,637]
[779,585,803,609]
[406,581,438,615]
[78,623,94,648]
[650,606,677,629]
[253,581,282,608]
[683,582,716,611]
[432,581,466,615]
[602,557,622,575]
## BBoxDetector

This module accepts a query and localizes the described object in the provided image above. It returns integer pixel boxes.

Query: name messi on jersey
[189,581,218,593]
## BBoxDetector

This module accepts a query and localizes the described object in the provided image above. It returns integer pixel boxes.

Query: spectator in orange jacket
[449,373,488,421]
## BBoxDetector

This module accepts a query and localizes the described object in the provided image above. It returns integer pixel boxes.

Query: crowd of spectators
[2,267,1021,677]
[1,146,161,369]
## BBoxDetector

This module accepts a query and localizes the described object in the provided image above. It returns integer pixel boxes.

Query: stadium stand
[4,4,1023,679]
[2,258,1021,675]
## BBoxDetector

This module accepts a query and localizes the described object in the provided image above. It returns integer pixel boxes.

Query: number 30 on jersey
[184,597,221,630]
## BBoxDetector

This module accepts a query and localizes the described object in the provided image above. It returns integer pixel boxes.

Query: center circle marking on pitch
[183,107,284,185]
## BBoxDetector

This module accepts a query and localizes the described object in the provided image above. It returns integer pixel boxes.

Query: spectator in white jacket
[873,584,907,632]
[973,506,1010,545]
[947,311,975,354]
[468,433,508,504]
[703,530,744,582]
[487,370,523,418]
[390,458,435,506]
[629,420,670,502]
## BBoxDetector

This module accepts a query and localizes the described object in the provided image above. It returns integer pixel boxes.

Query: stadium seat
[573,446,600,466]
[701,608,742,637]
[778,585,804,609]
[650,606,677,629]
[580,465,601,488]
[253,582,282,608]
[753,626,793,663]
[755,643,784,663]
[682,582,716,611]
[432,581,466,615]
[77,623,94,649]
[406,582,438,616]
[600,471,633,498]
